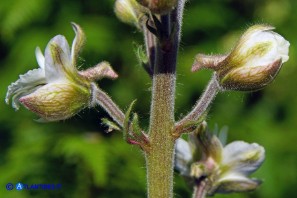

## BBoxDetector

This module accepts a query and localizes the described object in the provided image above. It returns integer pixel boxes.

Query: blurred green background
[0,0,296,197]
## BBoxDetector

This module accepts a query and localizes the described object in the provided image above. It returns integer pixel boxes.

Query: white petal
[238,28,289,68]
[273,31,290,63]
[35,47,45,69]
[222,141,265,175]
[6,68,46,110]
[71,23,85,65]
[44,35,75,82]
[218,126,228,146]
[215,172,260,194]
[218,172,250,183]
[175,138,192,174]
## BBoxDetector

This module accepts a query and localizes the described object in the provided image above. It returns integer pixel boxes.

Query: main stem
[145,2,185,198]
[146,74,176,198]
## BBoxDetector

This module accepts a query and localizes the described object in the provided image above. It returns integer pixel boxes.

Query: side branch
[176,75,220,128]
[93,85,125,127]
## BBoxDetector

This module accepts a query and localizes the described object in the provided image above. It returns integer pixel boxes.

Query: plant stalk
[146,74,176,198]
[177,75,219,127]
[94,85,125,127]
[145,2,186,198]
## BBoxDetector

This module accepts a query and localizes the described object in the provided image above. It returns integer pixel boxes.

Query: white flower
[211,141,265,194]
[174,122,265,195]
[221,141,265,176]
[6,23,117,121]
[192,25,290,91]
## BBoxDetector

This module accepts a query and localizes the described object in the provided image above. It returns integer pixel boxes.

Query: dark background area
[0,0,296,197]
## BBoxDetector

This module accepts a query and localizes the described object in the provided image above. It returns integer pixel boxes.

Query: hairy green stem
[146,74,176,198]
[176,75,219,127]
[145,1,186,198]
[93,85,125,127]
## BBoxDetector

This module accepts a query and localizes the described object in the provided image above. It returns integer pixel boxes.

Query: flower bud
[218,25,289,91]
[219,25,289,91]
[137,0,177,14]
[114,0,147,28]
[193,25,290,91]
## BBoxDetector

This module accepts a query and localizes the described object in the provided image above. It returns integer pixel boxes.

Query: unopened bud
[193,25,290,91]
[218,25,289,91]
[115,0,147,28]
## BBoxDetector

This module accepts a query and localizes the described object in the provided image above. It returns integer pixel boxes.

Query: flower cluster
[175,122,265,195]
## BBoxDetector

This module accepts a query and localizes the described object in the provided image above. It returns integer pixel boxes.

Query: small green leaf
[123,100,137,140]
[131,113,144,138]
[101,118,121,132]
[133,43,148,65]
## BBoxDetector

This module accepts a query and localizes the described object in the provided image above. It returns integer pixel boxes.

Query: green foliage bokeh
[0,0,296,197]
